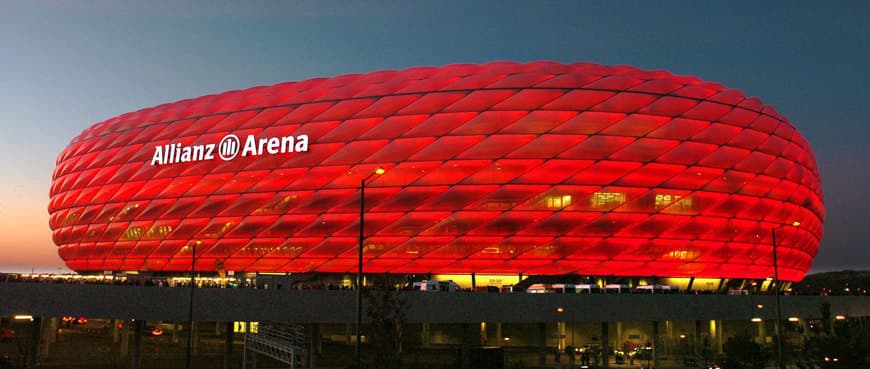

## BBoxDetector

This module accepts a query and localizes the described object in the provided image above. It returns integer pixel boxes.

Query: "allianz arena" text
[149,134,310,166]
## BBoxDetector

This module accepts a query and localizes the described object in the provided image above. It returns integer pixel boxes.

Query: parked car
[411,280,459,292]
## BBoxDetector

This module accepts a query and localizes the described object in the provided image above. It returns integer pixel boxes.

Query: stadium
[48,61,824,287]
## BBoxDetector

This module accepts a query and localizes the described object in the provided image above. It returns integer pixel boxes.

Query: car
[411,280,460,292]
[62,316,88,325]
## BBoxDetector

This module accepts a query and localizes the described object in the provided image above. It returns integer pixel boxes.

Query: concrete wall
[1,283,868,323]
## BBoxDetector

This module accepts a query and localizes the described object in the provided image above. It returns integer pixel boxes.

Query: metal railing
[244,322,306,369]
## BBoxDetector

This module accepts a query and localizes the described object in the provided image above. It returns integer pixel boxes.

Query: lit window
[363,243,384,252]
[546,195,573,209]
[657,194,693,211]
[122,227,143,241]
[145,225,173,239]
[590,192,626,208]
[254,194,298,214]
[663,249,698,260]
[116,203,141,219]
[481,200,513,210]
[482,246,502,254]
[654,194,679,208]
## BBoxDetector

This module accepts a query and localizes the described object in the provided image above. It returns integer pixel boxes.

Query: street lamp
[187,240,200,369]
[771,221,800,369]
[357,167,384,369]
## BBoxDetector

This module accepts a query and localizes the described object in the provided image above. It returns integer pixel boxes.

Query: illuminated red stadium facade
[49,61,824,281]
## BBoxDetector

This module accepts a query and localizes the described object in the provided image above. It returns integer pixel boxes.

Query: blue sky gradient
[0,1,867,273]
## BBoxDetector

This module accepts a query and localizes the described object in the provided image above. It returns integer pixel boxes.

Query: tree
[799,318,870,369]
[362,275,409,369]
[723,335,769,369]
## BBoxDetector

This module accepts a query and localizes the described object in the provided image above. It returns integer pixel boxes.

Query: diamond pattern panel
[49,61,824,281]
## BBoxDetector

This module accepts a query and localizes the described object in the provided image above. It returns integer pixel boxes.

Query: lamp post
[771,221,799,369]
[357,167,384,369]
[187,240,200,369]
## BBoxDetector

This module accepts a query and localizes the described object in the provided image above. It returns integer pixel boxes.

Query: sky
[0,1,867,274]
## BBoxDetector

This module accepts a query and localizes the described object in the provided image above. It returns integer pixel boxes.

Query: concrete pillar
[309,323,320,369]
[600,322,609,368]
[242,322,249,369]
[615,321,623,351]
[538,323,547,369]
[461,324,470,369]
[756,320,766,344]
[39,317,56,358]
[694,320,702,355]
[421,323,430,347]
[558,321,566,350]
[799,319,810,343]
[132,319,144,369]
[652,321,660,369]
[47,317,58,344]
[715,320,724,354]
[665,320,673,356]
[480,322,488,345]
[224,321,234,369]
[120,320,130,357]
[192,321,199,355]
[172,321,180,344]
[112,320,120,344]
[26,317,42,369]
[495,323,503,347]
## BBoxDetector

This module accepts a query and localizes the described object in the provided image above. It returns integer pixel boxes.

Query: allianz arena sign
[150,134,310,166]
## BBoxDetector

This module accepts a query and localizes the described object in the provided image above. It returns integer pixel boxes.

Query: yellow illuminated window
[656,194,693,211]
[204,221,235,237]
[481,200,513,210]
[673,197,693,210]
[144,225,174,239]
[116,204,141,219]
[655,194,679,208]
[254,194,299,214]
[233,321,258,333]
[121,227,143,241]
[663,249,698,260]
[590,192,626,208]
[546,195,573,209]
[363,243,384,253]
[482,246,503,254]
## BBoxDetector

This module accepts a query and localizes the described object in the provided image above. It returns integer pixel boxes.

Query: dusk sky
[0,1,867,274]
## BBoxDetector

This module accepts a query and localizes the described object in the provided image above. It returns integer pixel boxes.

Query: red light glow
[49,61,824,280]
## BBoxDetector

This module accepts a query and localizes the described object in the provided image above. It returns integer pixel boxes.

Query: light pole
[357,167,384,369]
[771,221,799,369]
[187,240,200,369]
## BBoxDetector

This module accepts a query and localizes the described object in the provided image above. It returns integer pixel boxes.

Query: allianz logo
[150,134,309,166]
